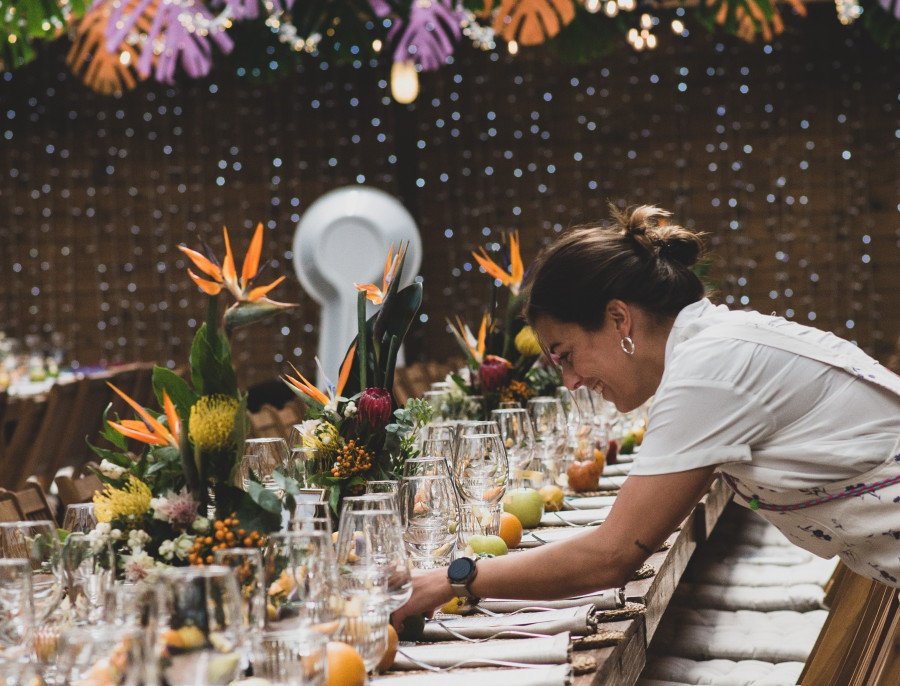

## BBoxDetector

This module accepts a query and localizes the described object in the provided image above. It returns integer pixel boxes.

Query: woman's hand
[391,567,454,632]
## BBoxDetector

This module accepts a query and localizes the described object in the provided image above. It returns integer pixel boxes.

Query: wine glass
[61,504,98,534]
[398,474,459,568]
[365,480,399,496]
[527,396,567,485]
[334,509,412,611]
[491,407,537,488]
[155,566,246,686]
[0,521,64,624]
[288,446,327,488]
[56,624,145,686]
[452,432,509,506]
[402,456,452,479]
[0,559,35,676]
[263,530,343,636]
[421,436,454,460]
[239,437,290,492]
[62,533,115,626]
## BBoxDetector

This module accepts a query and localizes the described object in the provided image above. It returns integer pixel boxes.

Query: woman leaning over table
[393,203,900,628]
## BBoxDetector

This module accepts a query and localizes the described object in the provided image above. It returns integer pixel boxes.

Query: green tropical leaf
[247,481,283,514]
[151,366,197,418]
[190,323,238,397]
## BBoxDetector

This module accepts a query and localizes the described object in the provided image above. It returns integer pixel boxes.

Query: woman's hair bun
[610,203,704,267]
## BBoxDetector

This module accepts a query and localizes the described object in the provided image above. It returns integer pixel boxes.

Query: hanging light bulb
[605,0,618,16]
[507,40,519,55]
[640,13,653,29]
[391,60,419,104]
[584,0,602,12]
[671,19,684,34]
[618,0,636,12]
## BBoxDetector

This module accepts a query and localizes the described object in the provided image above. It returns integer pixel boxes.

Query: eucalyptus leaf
[247,481,283,514]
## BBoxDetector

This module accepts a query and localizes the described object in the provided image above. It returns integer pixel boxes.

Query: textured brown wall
[1,7,898,394]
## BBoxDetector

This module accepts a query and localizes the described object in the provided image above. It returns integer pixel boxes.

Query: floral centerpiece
[86,224,301,581]
[283,243,431,516]
[445,231,560,416]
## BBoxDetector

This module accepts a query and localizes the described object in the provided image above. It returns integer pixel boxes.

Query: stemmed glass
[402,456,452,479]
[0,559,35,679]
[56,624,145,686]
[239,437,290,493]
[527,396,567,486]
[61,503,98,534]
[62,532,116,626]
[398,474,459,568]
[451,432,508,506]
[155,566,246,686]
[0,521,64,624]
[491,408,537,488]
[288,446,327,489]
[334,598,389,679]
[334,508,412,611]
[263,530,343,636]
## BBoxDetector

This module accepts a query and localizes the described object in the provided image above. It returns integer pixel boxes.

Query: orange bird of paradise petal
[355,242,408,306]
[285,363,330,406]
[472,231,524,295]
[336,343,357,398]
[106,384,178,447]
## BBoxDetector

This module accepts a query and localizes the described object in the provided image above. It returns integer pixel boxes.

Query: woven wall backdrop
[1,7,898,390]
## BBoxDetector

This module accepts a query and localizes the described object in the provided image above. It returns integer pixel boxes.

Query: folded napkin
[423,605,597,641]
[594,474,628,490]
[519,527,597,548]
[478,589,624,614]
[539,507,611,527]
[373,664,572,686]
[563,494,617,510]
[392,633,571,670]
[599,462,632,477]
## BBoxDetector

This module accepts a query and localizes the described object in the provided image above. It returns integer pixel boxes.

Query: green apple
[502,487,545,528]
[465,534,509,557]
[398,612,426,641]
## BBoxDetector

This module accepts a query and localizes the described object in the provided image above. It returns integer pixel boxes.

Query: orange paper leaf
[493,0,576,46]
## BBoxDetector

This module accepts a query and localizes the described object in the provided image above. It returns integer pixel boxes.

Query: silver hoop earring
[620,336,635,355]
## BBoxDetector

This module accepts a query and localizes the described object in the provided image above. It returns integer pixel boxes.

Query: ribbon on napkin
[422,605,598,641]
[519,527,595,548]
[563,494,617,510]
[539,507,611,527]
[373,664,572,686]
[392,633,571,670]
[478,588,625,613]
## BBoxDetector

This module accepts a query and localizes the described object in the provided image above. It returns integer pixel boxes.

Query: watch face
[448,556,475,582]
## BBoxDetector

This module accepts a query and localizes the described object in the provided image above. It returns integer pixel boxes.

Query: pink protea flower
[154,489,200,530]
[357,387,393,433]
[479,355,513,392]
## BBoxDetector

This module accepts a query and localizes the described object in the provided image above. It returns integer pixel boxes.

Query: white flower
[150,496,171,522]
[127,529,151,550]
[110,528,123,541]
[299,419,320,437]
[98,459,127,479]
[158,539,175,561]
[343,400,357,417]
[192,517,210,534]
[121,550,159,584]
[172,534,195,560]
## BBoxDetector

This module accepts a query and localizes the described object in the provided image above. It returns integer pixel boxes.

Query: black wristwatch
[447,556,480,612]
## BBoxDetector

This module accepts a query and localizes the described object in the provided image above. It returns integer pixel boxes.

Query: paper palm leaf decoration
[492,0,577,46]
[389,0,465,70]
[701,0,806,42]
[66,0,149,94]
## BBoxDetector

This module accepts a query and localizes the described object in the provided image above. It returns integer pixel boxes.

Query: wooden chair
[0,395,47,490]
[54,470,103,509]
[0,490,25,522]
[0,482,56,524]
[59,370,116,477]
[800,562,900,685]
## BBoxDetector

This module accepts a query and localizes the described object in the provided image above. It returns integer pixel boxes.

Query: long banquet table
[374,471,734,686]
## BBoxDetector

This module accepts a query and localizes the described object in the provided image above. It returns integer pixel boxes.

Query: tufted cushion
[690,556,837,588]
[672,582,826,612]
[639,656,806,685]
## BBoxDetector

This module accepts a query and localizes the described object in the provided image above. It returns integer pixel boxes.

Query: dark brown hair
[524,204,707,330]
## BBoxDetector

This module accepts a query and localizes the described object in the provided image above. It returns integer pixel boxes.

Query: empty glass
[252,627,327,686]
[288,446,328,489]
[61,503,98,534]
[0,520,64,624]
[155,566,246,686]
[402,456,452,479]
[214,546,265,667]
[398,474,458,568]
[239,437,290,493]
[527,396,567,485]
[334,598,389,677]
[452,432,508,506]
[0,559,35,674]
[491,407,537,488]
[62,533,116,625]
[56,624,145,686]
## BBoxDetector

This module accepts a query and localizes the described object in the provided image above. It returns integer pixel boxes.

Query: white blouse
[631,299,900,489]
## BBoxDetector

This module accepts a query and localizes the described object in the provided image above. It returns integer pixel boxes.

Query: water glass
[263,530,343,635]
[402,456,452,479]
[398,474,458,568]
[61,503,98,534]
[0,559,34,671]
[334,598,389,676]
[288,446,328,488]
[421,437,454,460]
[334,509,412,610]
[62,533,115,625]
[0,520,64,624]
[252,628,327,686]
[56,624,145,686]
[491,407,537,488]
[527,396,567,485]
[155,566,246,686]
[365,480,399,496]
[457,502,502,546]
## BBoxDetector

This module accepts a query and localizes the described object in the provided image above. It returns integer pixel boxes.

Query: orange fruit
[375,623,399,673]
[498,511,523,548]
[326,641,366,686]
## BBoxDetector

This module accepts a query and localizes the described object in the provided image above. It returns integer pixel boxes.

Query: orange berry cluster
[187,514,264,566]
[330,439,373,478]
[500,380,535,404]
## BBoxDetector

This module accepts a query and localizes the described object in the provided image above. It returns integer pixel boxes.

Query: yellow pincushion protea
[514,325,542,357]
[188,395,240,452]
[94,475,153,524]
[304,421,341,458]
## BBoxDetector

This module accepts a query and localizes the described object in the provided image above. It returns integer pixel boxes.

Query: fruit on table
[326,641,367,686]
[376,624,399,672]
[502,487,545,528]
[498,511,523,548]
[539,485,565,512]
[397,612,426,641]
[566,459,603,492]
[620,433,636,454]
[605,438,619,465]
[440,596,471,614]
[465,534,509,557]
